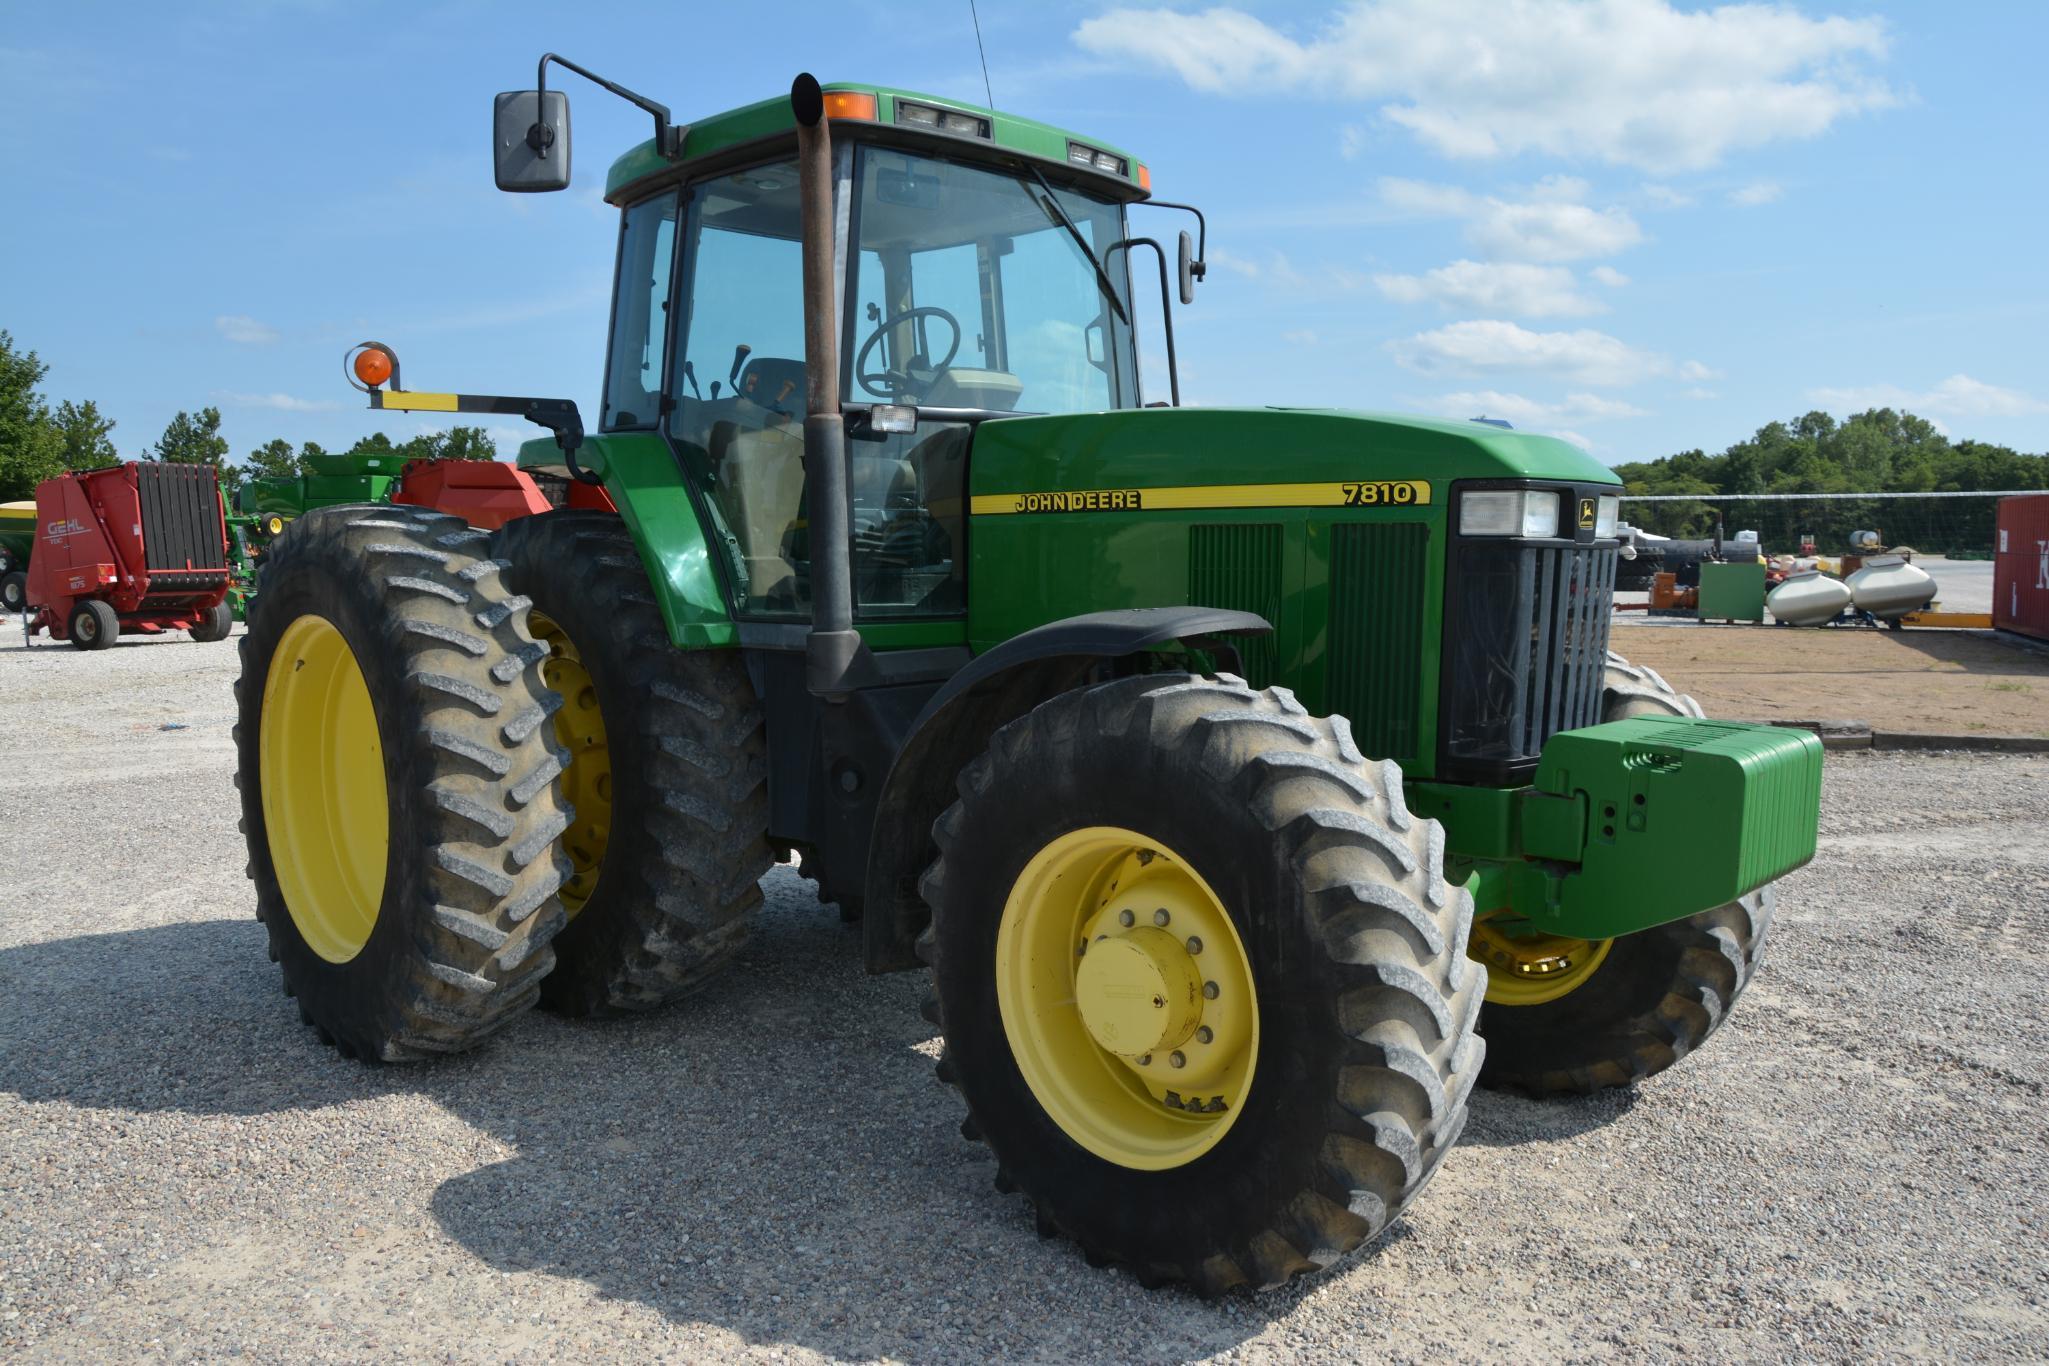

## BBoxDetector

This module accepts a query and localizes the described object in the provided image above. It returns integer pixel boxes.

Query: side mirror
[1177,229,1199,305]
[493,90,571,192]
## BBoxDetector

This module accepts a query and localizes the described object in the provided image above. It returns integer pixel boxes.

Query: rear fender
[861,607,1271,973]
[518,432,735,648]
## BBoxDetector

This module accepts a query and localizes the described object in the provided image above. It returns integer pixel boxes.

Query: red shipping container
[1993,493,2049,643]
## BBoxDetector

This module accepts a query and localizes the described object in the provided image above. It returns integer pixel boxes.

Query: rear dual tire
[490,510,770,1017]
[234,505,573,1060]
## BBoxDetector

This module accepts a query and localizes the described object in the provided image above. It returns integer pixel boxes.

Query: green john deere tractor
[235,64,1823,1293]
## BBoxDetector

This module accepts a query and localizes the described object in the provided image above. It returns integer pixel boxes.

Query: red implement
[26,462,234,649]
[390,457,555,530]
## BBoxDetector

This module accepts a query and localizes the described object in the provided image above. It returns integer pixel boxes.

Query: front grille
[1441,540,1617,778]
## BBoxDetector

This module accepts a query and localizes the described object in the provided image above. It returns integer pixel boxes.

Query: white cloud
[1678,360,1722,382]
[215,314,278,345]
[1642,184,1695,209]
[1390,320,1669,386]
[1590,265,1630,288]
[1374,260,1602,317]
[1073,0,1896,172]
[1682,387,1720,400]
[1808,374,2049,418]
[1730,180,1784,206]
[1378,177,1643,262]
[1282,329,1321,346]
[213,391,340,413]
[1432,390,1649,426]
[1338,124,1366,159]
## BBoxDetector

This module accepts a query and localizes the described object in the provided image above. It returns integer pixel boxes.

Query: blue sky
[8,0,2045,468]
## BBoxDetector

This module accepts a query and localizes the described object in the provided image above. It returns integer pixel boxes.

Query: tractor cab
[581,84,1160,622]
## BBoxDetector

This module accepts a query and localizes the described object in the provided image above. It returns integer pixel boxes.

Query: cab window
[847,147,1137,414]
[601,192,679,431]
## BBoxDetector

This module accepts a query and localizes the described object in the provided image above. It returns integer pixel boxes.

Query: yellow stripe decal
[970,480,1432,516]
[373,390,460,413]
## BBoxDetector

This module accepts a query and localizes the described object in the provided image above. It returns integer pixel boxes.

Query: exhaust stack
[791,73,859,699]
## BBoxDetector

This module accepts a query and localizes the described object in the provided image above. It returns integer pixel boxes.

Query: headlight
[1595,495,1620,538]
[1460,489,1560,538]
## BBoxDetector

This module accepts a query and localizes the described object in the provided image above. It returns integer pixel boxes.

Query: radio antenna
[968,0,994,109]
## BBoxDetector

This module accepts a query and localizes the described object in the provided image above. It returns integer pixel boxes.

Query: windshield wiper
[1015,160,1129,326]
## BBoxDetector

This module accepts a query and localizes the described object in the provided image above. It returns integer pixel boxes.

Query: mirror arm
[1105,237,1180,408]
[1137,199,1207,283]
[535,53,684,158]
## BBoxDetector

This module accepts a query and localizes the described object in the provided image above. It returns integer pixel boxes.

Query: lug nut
[1185,936,1203,955]
[1202,981,1219,1000]
[1137,1053,1152,1067]
[1118,909,1135,927]
[1196,1026,1213,1044]
[1164,1091,1183,1109]
[1153,908,1171,927]
[1169,1051,1186,1068]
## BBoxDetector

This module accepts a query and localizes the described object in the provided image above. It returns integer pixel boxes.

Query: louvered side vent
[1188,523,1283,686]
[1327,522,1428,767]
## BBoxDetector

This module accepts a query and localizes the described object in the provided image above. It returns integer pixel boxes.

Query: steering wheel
[853,306,962,400]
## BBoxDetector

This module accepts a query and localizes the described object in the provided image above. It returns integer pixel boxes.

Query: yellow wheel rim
[1470,911,1614,1007]
[531,609,610,917]
[260,614,389,964]
[995,827,1258,1171]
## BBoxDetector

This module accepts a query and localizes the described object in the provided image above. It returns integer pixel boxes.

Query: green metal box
[1698,559,1766,622]
[1515,714,1823,937]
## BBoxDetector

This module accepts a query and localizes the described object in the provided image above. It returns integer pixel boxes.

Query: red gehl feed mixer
[26,462,236,650]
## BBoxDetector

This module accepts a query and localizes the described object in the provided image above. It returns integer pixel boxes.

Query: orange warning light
[353,348,393,388]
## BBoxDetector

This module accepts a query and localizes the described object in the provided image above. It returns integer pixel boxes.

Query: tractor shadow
[0,867,1623,1356]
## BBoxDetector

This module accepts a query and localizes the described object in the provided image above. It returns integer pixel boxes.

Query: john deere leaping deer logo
[1578,497,1596,530]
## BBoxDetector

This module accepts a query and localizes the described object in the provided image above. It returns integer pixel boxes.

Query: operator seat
[714,358,808,603]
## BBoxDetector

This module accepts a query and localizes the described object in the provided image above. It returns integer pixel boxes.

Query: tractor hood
[966,407,1618,507]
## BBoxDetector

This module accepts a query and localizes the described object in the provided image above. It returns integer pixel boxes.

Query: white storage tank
[1768,570,1854,626]
[1845,554,1937,620]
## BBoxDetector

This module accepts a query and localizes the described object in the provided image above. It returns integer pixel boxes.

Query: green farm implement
[235,62,1822,1293]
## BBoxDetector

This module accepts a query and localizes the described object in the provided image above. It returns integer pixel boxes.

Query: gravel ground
[1,627,2045,1362]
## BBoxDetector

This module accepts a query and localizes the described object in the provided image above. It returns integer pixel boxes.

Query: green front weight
[1418,715,1823,940]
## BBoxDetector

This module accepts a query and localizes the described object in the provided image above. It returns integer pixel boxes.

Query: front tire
[921,674,1483,1293]
[234,505,572,1060]
[1473,650,1777,1095]
[490,511,771,1016]
[0,570,25,615]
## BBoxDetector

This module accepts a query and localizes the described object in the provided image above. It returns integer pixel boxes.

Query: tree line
[0,330,499,501]
[1611,408,2045,553]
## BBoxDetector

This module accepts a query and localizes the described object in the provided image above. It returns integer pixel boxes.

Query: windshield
[848,148,1138,413]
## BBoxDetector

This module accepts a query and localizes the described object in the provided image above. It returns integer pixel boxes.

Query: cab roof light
[822,91,878,122]
[895,99,990,138]
[1067,140,1128,177]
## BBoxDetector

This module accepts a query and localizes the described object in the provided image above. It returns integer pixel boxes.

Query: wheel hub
[995,827,1259,1170]
[1073,927,1202,1057]
[1470,910,1614,1007]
